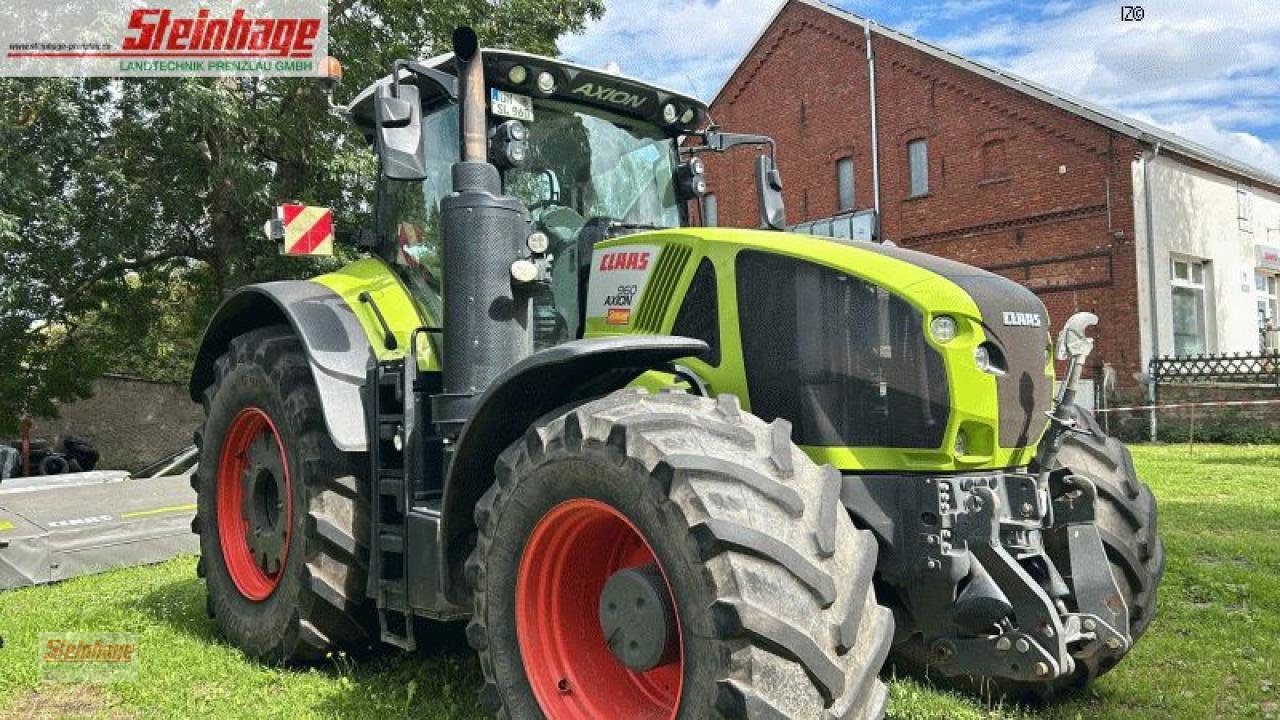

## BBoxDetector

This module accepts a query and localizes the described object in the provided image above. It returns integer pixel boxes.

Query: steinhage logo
[0,0,328,78]
[123,8,321,58]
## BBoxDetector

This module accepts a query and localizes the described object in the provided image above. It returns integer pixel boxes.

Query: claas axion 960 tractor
[189,27,1165,718]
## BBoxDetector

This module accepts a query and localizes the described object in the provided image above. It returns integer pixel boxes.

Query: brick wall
[703,0,1146,383]
[28,374,201,471]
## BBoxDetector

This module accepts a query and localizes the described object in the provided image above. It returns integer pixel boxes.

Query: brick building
[701,0,1280,394]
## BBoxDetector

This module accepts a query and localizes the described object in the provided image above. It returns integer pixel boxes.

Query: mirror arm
[391,59,459,101]
[698,130,776,159]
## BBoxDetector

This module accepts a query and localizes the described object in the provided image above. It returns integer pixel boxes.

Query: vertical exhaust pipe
[435,27,531,437]
[453,27,487,162]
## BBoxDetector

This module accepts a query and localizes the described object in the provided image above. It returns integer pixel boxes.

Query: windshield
[505,101,680,230]
[379,99,681,350]
[503,101,680,347]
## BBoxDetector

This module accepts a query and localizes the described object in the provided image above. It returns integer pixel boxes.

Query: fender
[438,334,708,601]
[189,281,375,452]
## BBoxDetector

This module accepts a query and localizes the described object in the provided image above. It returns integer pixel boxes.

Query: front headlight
[974,343,1006,375]
[930,315,958,343]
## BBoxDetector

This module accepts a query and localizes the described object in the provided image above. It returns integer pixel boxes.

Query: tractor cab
[347,50,716,348]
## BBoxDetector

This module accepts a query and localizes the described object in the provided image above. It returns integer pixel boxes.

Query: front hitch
[906,471,1132,684]
[1035,312,1098,471]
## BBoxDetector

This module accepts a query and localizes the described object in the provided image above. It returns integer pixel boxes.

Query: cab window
[377,104,460,324]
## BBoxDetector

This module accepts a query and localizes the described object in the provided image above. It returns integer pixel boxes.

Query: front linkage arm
[1035,311,1098,471]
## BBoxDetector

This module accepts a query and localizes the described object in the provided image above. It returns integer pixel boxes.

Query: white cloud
[559,0,1280,176]
[934,0,1280,176]
[559,0,784,99]
[1137,114,1280,177]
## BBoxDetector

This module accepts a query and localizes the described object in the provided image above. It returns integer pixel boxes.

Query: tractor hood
[584,227,1054,471]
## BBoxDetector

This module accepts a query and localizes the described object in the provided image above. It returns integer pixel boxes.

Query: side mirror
[755,154,786,231]
[376,83,427,181]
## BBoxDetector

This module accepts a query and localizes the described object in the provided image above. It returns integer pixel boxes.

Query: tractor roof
[347,49,708,140]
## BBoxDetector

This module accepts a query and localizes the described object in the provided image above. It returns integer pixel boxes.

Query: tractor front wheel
[467,390,894,719]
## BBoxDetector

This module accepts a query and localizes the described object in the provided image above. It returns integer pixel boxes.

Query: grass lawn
[1,444,1277,719]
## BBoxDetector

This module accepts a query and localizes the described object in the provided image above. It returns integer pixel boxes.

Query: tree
[0,1,604,435]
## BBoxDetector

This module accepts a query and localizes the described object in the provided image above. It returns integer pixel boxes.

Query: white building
[1135,153,1280,365]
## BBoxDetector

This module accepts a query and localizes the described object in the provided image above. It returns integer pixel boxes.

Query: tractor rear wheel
[467,390,894,719]
[192,325,373,662]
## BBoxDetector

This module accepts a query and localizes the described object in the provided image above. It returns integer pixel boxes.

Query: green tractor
[189,27,1165,718]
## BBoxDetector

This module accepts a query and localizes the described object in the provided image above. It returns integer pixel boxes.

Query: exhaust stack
[434,27,531,435]
[453,27,487,163]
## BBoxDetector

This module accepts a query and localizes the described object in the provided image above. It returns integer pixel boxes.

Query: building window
[836,157,854,211]
[1171,258,1210,356]
[1238,185,1252,232]
[981,138,1008,180]
[702,193,718,227]
[907,139,928,197]
[1258,272,1279,351]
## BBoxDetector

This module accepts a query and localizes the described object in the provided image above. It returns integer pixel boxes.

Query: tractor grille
[735,251,950,449]
[868,244,1054,450]
[633,244,691,333]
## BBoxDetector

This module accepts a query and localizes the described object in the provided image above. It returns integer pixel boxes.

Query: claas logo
[598,251,650,272]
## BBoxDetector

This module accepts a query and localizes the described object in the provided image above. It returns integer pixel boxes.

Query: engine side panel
[582,227,1052,472]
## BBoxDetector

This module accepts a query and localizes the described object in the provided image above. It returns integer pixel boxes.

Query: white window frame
[1170,257,1211,356]
[836,156,854,212]
[1238,184,1253,232]
[907,139,929,197]
[1258,271,1279,351]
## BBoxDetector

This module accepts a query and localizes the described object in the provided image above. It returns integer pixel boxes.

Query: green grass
[1,444,1277,719]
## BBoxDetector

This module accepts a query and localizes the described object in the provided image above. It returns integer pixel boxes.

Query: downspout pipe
[1142,142,1162,441]
[865,19,882,239]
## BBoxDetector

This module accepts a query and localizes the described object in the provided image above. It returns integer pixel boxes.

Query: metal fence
[1150,351,1280,388]
[1111,351,1280,443]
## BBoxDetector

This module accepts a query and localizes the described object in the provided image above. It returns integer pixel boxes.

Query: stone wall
[28,374,201,471]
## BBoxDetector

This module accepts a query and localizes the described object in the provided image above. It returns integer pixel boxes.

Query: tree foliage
[0,0,604,434]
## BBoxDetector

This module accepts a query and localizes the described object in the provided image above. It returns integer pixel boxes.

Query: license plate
[490,88,533,121]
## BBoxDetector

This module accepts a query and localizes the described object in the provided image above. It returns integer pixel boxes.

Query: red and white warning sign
[279,204,333,256]
[397,222,421,267]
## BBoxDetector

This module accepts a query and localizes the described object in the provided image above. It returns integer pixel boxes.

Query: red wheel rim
[516,499,683,720]
[216,407,293,601]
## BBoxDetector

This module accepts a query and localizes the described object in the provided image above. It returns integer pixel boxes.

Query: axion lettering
[571,83,648,110]
[1002,311,1043,328]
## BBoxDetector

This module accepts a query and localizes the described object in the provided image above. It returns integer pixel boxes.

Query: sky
[558,0,1280,176]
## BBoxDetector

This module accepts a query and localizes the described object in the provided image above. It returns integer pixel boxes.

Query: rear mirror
[755,154,786,231]
[376,96,413,128]
[376,83,427,180]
